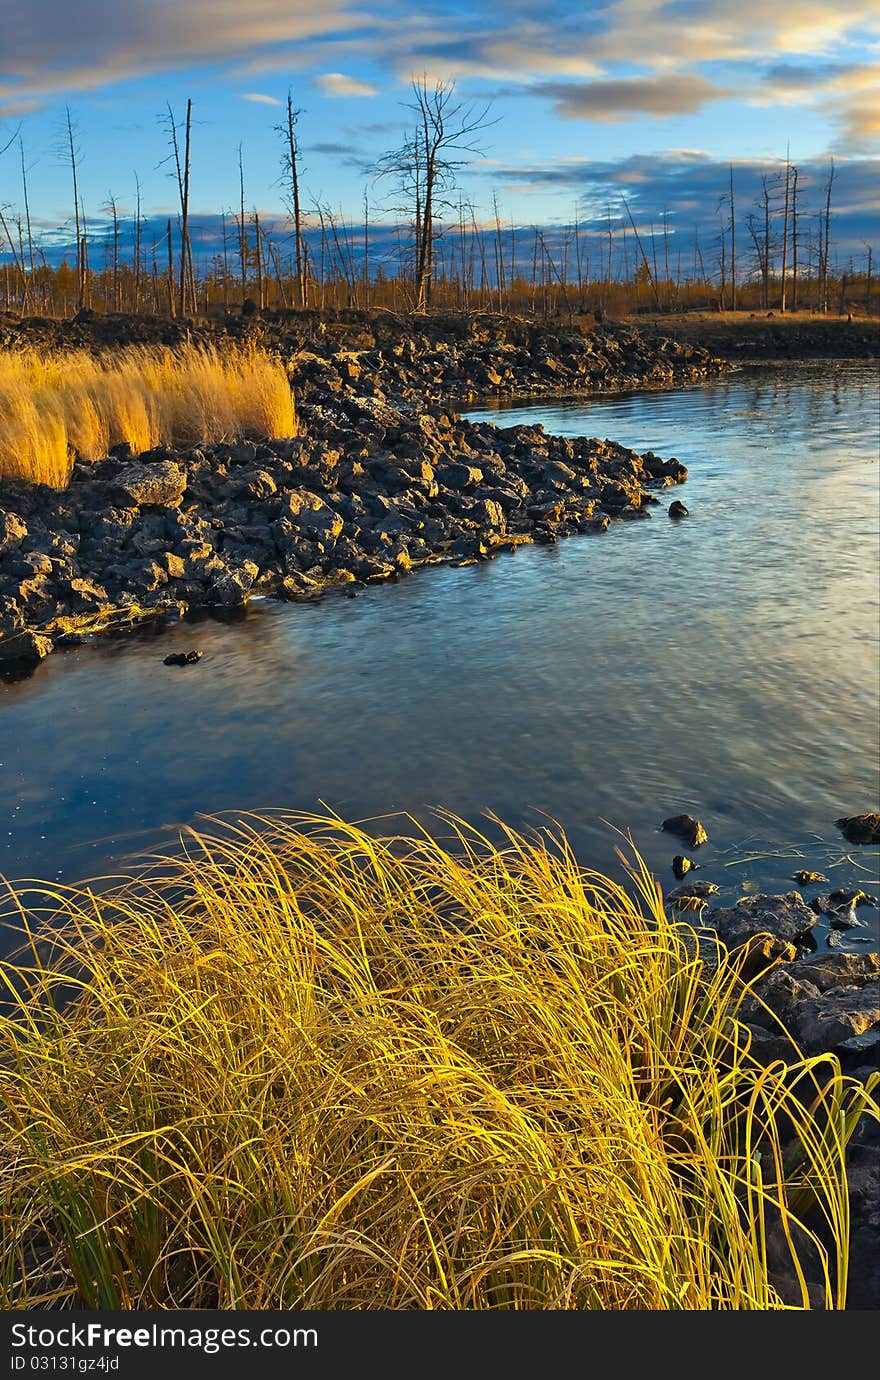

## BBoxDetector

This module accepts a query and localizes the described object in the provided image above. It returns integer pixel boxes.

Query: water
[1,363,878,950]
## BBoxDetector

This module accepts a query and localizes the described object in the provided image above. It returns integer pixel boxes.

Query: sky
[1,0,878,274]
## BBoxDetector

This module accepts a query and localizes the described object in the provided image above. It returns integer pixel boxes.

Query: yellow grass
[0,343,297,489]
[0,812,875,1310]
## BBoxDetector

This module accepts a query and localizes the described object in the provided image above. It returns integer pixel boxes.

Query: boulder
[0,629,53,665]
[661,814,708,847]
[208,559,260,606]
[789,987,878,1053]
[836,813,880,845]
[0,511,27,553]
[704,891,818,948]
[108,461,187,509]
[437,463,483,491]
[279,491,344,542]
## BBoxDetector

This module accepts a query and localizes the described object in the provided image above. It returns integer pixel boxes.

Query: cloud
[316,72,379,97]
[534,74,729,122]
[1,0,877,166]
[240,92,282,106]
[0,1,367,108]
[752,60,880,151]
[489,149,880,251]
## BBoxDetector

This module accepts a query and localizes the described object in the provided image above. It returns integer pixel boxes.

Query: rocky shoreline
[694,896,879,1309]
[1,312,720,672]
[637,313,879,362]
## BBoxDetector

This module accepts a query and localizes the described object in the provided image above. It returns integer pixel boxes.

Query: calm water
[1,363,878,949]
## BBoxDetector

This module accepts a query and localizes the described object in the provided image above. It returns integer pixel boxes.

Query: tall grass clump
[0,343,297,488]
[0,812,875,1310]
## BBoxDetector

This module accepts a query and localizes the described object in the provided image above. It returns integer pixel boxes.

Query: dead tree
[106,193,120,310]
[761,176,772,308]
[253,210,264,309]
[622,199,661,306]
[377,76,493,312]
[780,151,791,312]
[161,100,193,316]
[820,159,835,314]
[19,138,35,300]
[133,173,143,311]
[790,167,799,311]
[165,219,175,316]
[63,108,86,310]
[238,146,248,304]
[278,93,307,308]
[728,166,737,311]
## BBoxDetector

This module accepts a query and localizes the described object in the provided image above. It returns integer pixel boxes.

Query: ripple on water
[0,364,877,952]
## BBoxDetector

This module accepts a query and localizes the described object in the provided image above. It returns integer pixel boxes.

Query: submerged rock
[672,854,697,879]
[163,649,202,666]
[661,814,708,847]
[667,880,720,909]
[835,813,880,845]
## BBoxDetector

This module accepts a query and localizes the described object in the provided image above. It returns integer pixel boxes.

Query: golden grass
[0,343,297,489]
[0,812,875,1310]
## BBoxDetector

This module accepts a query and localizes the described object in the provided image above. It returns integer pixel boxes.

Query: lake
[1,362,877,950]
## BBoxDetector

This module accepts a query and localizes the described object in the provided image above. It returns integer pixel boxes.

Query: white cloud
[240,91,282,105]
[316,72,379,97]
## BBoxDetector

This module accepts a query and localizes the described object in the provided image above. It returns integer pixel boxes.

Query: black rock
[835,813,880,845]
[668,500,689,518]
[828,888,878,908]
[672,855,697,879]
[163,649,202,666]
[661,814,708,847]
[667,880,720,908]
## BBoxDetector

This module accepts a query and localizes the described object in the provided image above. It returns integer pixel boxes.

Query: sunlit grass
[0,812,875,1310]
[0,343,297,488]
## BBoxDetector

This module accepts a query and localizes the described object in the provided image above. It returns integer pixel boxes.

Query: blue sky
[1,1,878,271]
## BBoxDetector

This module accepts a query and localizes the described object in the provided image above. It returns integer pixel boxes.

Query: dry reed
[0,812,875,1310]
[0,343,297,488]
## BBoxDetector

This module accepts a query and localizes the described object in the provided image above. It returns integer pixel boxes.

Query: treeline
[1,83,876,321]
[3,247,874,321]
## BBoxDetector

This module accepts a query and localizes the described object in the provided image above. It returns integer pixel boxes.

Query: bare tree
[728,165,737,311]
[820,158,835,314]
[238,145,248,304]
[780,149,791,312]
[161,100,193,316]
[105,192,120,310]
[19,137,35,299]
[377,76,493,311]
[63,107,86,310]
[133,172,143,311]
[277,93,307,307]
[790,166,799,311]
[622,199,660,306]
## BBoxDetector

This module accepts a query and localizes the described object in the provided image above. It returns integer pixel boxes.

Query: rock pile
[1,389,691,668]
